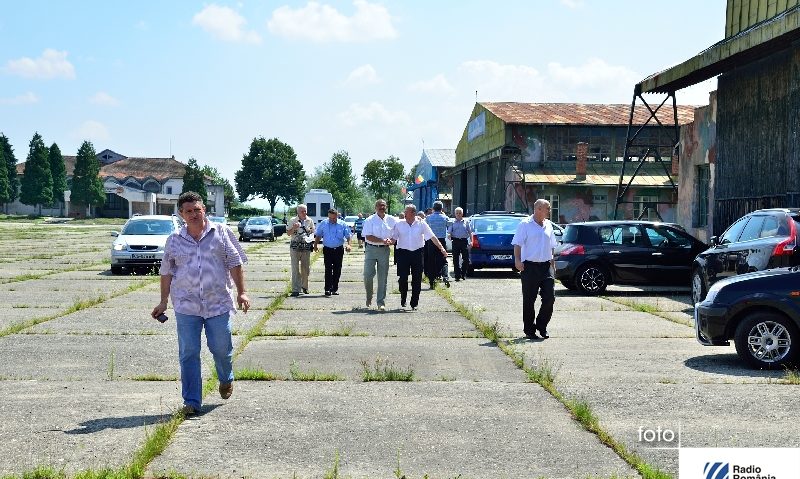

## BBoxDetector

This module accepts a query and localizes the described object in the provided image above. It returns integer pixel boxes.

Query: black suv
[691,208,800,304]
[554,221,706,295]
[695,267,800,369]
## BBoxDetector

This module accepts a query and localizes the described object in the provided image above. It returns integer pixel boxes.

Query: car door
[703,215,752,285]
[643,225,697,284]
[599,224,653,282]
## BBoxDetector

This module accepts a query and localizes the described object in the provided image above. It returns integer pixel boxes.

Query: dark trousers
[452,238,469,279]
[520,261,555,335]
[323,246,344,293]
[395,247,423,307]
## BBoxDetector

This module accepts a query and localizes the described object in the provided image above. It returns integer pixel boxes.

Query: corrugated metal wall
[715,45,800,234]
[726,0,798,38]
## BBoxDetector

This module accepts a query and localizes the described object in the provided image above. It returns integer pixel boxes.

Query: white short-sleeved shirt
[511,216,559,262]
[362,213,397,245]
[392,219,435,251]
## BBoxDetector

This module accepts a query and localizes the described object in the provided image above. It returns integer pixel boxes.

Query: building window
[592,195,607,203]
[695,165,710,227]
[544,194,559,223]
[166,186,173,194]
[633,195,659,220]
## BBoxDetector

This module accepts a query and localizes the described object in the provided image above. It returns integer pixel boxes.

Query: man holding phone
[151,191,250,416]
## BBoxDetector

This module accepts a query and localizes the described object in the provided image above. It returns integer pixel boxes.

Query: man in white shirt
[391,204,447,310]
[362,199,397,311]
[511,199,559,339]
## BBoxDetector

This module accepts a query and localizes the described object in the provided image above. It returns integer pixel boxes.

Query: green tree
[362,155,406,212]
[0,135,19,209]
[309,150,361,214]
[20,132,53,213]
[71,141,105,215]
[200,164,238,211]
[0,144,9,208]
[235,137,305,213]
[49,143,67,209]
[182,158,208,204]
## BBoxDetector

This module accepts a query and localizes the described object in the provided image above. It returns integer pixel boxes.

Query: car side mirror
[709,236,718,246]
[111,231,119,237]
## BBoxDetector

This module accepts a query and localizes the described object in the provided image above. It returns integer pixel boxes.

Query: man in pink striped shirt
[151,191,250,416]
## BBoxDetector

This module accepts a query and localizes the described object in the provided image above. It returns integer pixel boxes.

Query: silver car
[240,216,275,242]
[110,215,182,274]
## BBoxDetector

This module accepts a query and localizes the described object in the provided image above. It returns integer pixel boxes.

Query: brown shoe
[180,405,198,417]
[219,382,233,400]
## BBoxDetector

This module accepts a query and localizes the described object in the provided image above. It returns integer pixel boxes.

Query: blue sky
[1,0,725,209]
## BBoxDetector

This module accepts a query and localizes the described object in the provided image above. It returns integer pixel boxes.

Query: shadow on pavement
[63,404,222,434]
[684,354,786,379]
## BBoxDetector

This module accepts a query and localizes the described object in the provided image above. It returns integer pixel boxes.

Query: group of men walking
[153,191,559,415]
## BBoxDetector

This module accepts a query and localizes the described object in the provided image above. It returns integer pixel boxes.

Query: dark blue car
[467,212,562,275]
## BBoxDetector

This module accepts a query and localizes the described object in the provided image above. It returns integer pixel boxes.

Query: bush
[228,205,265,220]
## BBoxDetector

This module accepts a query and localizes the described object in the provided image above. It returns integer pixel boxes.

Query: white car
[110,215,182,274]
[343,215,359,232]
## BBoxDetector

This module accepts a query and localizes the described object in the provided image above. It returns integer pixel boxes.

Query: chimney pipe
[576,142,588,180]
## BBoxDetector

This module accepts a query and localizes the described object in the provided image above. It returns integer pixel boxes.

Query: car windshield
[473,217,523,233]
[122,219,175,235]
[247,217,270,225]
[344,216,358,222]
[208,216,226,223]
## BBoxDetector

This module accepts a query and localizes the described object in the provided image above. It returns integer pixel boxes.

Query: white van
[303,189,335,224]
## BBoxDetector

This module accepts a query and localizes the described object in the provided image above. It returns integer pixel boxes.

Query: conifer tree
[20,132,53,213]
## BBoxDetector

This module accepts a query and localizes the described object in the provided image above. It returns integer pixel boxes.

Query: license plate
[490,254,513,260]
[131,253,156,259]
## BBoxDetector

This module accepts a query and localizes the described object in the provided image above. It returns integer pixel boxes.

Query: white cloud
[268,0,397,43]
[134,20,148,30]
[89,91,120,107]
[0,92,39,105]
[560,0,584,8]
[192,4,262,44]
[459,58,641,103]
[409,74,455,95]
[337,102,409,127]
[4,49,75,79]
[345,64,380,85]
[74,120,110,142]
[675,77,718,106]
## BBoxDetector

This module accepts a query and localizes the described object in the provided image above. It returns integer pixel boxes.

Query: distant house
[408,149,455,212]
[446,102,694,222]
[9,149,225,218]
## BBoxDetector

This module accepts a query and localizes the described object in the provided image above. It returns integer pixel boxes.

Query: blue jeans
[176,311,234,409]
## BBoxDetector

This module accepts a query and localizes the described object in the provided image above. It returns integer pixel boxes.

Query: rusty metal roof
[480,102,695,126]
[17,156,191,182]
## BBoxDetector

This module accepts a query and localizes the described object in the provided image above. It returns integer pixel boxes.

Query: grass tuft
[131,375,179,382]
[289,362,344,381]
[361,357,415,382]
[234,368,285,381]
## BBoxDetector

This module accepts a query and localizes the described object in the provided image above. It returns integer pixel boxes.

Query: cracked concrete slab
[147,381,635,479]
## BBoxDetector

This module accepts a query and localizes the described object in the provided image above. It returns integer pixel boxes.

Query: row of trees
[234,137,410,215]
[0,133,105,214]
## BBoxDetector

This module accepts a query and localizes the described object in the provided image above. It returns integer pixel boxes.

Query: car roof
[748,208,800,215]
[127,215,176,221]
[472,211,528,217]
[567,220,683,228]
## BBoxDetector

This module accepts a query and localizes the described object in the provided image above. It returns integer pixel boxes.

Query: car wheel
[734,311,798,369]
[691,269,707,304]
[269,234,275,242]
[110,266,123,275]
[575,263,608,295]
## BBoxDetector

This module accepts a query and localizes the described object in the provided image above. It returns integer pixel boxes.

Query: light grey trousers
[363,244,390,306]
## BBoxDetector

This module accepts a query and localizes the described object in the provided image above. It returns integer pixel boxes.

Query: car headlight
[113,243,125,251]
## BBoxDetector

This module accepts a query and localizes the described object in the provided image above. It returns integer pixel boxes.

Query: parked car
[343,215,359,233]
[691,208,800,304]
[695,266,800,369]
[207,216,227,225]
[110,215,182,274]
[237,217,249,236]
[271,217,287,238]
[554,221,707,294]
[240,216,276,241]
[467,212,562,273]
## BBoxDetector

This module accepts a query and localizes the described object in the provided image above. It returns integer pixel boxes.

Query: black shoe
[325,291,331,297]
[401,301,406,308]
[302,288,308,294]
[290,292,300,297]
[455,277,461,282]
[444,279,450,287]
[332,291,339,295]
[538,330,549,339]
[524,331,539,340]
